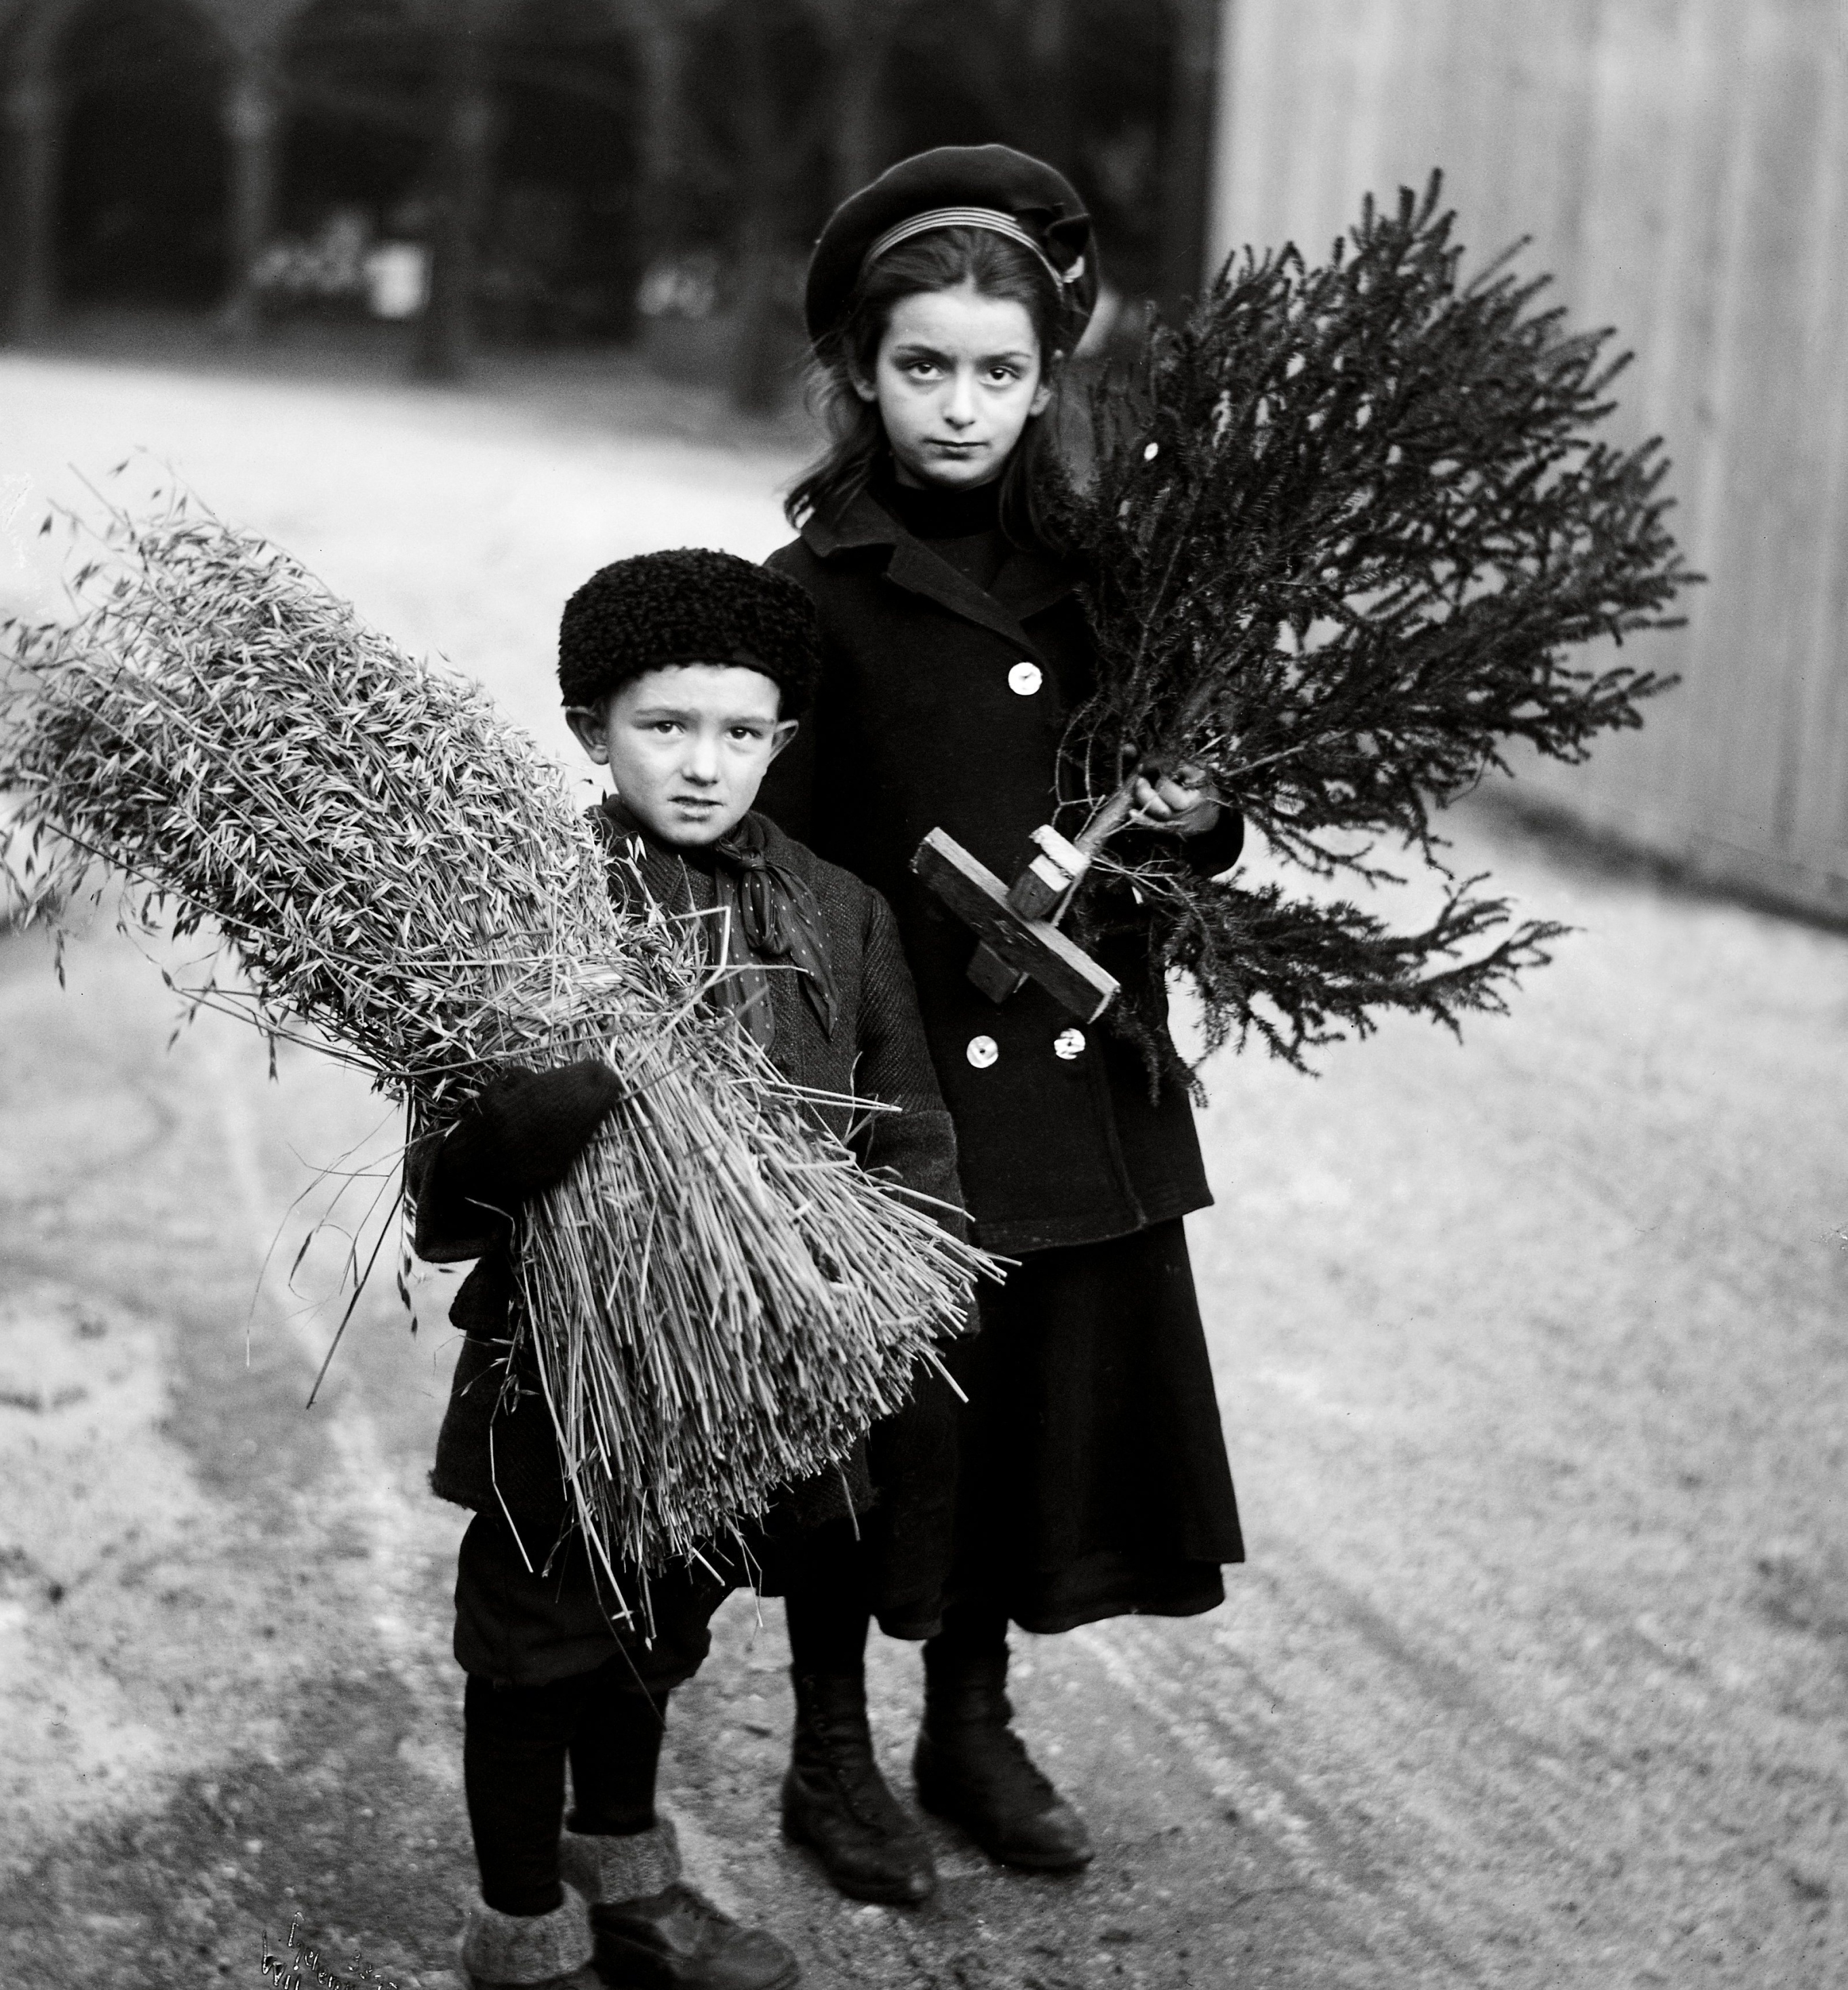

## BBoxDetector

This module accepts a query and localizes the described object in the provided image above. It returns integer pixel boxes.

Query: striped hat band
[863,207,1086,292]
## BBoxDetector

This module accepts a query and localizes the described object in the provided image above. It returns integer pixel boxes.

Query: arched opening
[486,0,642,342]
[267,0,643,343]
[669,0,830,401]
[267,0,437,313]
[55,0,229,306]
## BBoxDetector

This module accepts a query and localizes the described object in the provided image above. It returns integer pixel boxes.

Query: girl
[760,144,1245,1893]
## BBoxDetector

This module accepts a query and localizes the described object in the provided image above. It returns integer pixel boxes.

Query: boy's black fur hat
[806,144,1098,342]
[559,549,821,716]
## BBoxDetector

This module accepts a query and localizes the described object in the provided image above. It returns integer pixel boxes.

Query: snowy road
[1,350,1843,1989]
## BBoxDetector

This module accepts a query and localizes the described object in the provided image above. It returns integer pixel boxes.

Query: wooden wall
[1209,0,1848,918]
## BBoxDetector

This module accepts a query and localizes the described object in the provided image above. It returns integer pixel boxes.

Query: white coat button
[966,1034,1000,1068]
[1054,1028,1086,1059]
[1007,661,1042,696]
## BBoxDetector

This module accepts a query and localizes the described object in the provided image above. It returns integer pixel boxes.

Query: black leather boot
[913,1645,1093,1873]
[781,1670,937,1905]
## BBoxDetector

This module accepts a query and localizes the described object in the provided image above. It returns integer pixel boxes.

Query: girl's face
[855,280,1054,490]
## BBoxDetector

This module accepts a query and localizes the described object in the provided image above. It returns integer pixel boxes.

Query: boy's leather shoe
[781,1669,937,1904]
[559,1818,797,1989]
[589,1884,798,1990]
[914,1653,1093,1873]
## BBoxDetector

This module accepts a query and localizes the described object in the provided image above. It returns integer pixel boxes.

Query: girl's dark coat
[762,492,1244,1255]
[764,490,1246,1632]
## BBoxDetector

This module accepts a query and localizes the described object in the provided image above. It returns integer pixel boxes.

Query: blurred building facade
[0,0,1221,401]
[1211,0,1848,920]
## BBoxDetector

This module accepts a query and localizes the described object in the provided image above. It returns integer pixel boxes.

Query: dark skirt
[950,1217,1242,1635]
[766,1356,966,1641]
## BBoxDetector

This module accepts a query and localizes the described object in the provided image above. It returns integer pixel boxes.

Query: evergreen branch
[1053,172,1697,1082]
[1072,849,1567,1087]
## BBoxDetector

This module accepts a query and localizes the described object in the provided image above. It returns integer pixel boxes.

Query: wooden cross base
[911,827,1119,1024]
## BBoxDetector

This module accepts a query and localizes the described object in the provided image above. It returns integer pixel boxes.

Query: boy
[412,549,966,1990]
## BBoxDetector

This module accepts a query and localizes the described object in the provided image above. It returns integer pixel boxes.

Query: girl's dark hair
[785,227,1075,555]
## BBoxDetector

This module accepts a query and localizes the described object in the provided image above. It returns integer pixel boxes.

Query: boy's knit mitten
[458,1884,599,1989]
[413,1060,624,1260]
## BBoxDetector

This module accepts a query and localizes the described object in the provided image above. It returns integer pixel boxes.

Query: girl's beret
[805,144,1099,343]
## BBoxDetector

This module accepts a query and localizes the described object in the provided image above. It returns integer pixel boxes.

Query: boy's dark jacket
[762,490,1244,1255]
[410,805,967,1638]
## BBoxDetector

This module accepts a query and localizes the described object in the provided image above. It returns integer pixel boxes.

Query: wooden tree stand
[910,779,1144,1026]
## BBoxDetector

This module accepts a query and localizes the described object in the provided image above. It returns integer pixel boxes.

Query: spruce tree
[1055,174,1695,1082]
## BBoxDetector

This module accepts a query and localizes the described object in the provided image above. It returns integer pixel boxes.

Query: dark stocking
[783,1516,873,1679]
[568,1683,669,1836]
[923,1601,1009,1681]
[463,1662,671,1917]
[785,1584,872,1679]
[464,1673,572,1918]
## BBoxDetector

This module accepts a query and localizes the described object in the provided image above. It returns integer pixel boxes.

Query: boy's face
[567,662,795,847]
